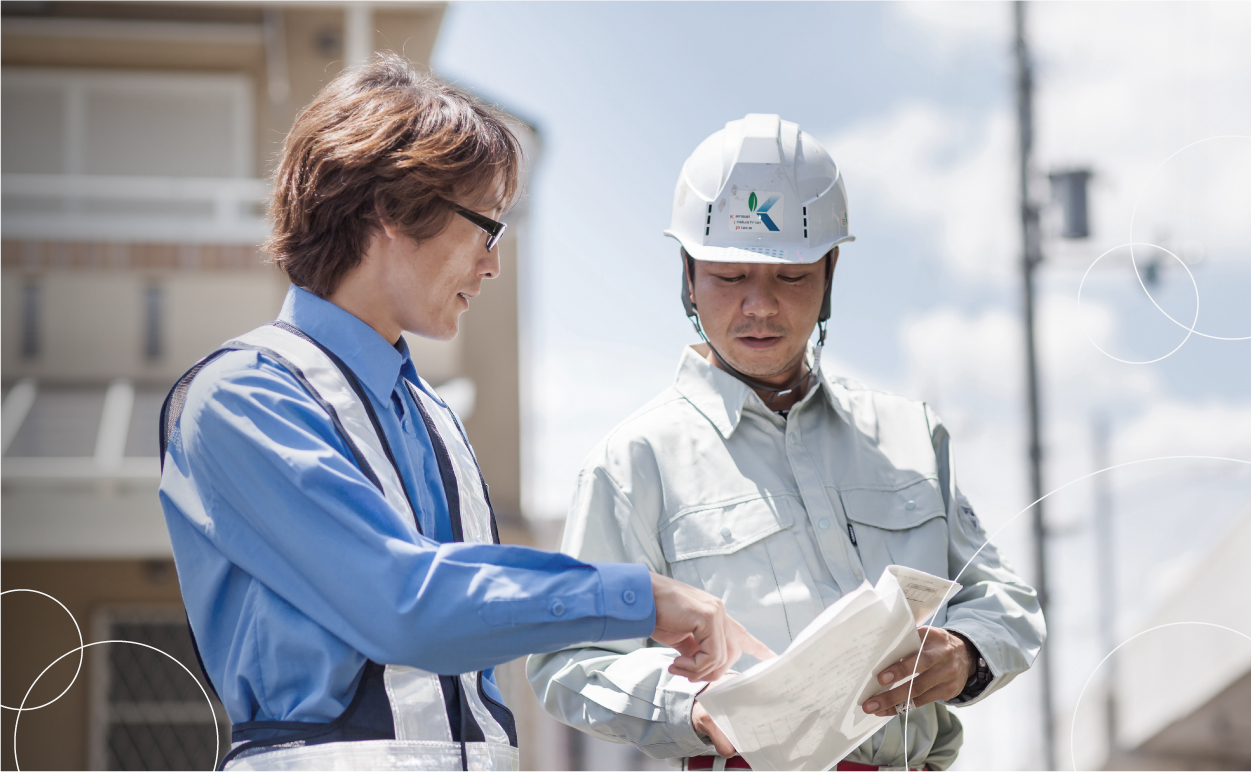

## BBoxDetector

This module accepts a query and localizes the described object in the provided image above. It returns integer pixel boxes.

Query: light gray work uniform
[527,346,1045,770]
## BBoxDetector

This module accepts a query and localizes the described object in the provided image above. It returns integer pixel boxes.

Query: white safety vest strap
[407,380,497,546]
[225,324,416,526]
[460,672,512,748]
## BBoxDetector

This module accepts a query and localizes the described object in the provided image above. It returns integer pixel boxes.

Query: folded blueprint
[696,565,962,771]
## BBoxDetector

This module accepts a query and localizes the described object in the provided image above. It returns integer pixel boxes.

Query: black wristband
[949,631,992,701]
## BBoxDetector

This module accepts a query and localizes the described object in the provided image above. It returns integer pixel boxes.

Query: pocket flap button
[905,500,917,510]
[720,526,732,539]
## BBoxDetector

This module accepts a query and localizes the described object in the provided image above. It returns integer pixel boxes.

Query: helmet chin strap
[688,313,827,406]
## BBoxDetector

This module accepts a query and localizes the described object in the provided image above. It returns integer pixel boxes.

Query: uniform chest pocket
[839,479,950,591]
[661,495,794,562]
[660,496,797,597]
[659,496,801,654]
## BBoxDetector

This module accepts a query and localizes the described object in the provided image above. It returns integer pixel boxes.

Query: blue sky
[433,3,1251,768]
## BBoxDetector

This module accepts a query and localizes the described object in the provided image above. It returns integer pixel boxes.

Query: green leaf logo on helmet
[748,191,758,212]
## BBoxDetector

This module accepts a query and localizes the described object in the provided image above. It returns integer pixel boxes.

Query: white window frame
[3,67,254,178]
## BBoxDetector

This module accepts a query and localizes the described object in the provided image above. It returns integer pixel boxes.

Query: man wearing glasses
[158,54,767,771]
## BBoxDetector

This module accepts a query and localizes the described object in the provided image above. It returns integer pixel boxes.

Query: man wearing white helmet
[528,115,1045,770]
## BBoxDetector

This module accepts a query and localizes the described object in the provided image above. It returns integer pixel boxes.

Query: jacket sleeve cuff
[593,561,656,642]
[943,626,1000,706]
[662,675,718,757]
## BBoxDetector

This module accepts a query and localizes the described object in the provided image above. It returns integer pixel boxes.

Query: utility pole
[1093,415,1119,762]
[1013,3,1056,768]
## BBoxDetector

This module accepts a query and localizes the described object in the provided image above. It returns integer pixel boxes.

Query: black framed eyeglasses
[453,205,507,251]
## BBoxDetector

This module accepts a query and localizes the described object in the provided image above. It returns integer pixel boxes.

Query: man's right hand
[649,572,774,682]
[693,674,739,757]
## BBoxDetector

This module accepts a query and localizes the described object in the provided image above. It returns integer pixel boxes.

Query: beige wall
[462,230,523,521]
[1,0,520,508]
[3,481,169,559]
[2,253,287,383]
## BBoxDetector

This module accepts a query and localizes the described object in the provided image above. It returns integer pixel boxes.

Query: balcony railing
[1,173,270,245]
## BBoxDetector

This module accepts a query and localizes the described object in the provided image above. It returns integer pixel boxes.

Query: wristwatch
[950,631,992,701]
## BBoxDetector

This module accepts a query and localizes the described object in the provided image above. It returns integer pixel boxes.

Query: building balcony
[2,173,270,245]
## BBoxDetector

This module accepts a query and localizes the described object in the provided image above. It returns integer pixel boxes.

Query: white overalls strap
[201,323,517,772]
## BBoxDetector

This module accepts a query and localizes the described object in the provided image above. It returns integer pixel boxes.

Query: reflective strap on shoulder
[406,381,497,545]
[224,324,416,526]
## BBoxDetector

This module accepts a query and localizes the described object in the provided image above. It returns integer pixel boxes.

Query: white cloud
[890,2,1007,57]
[1032,3,1251,267]
[848,3,1251,285]
[828,103,1018,281]
[523,335,681,520]
[1116,400,1251,461]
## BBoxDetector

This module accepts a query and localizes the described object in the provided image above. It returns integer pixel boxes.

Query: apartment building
[1,3,564,769]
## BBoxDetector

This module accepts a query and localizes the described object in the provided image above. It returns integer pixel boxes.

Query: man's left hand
[862,627,971,717]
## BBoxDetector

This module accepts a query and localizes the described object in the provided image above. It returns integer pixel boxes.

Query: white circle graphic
[0,589,84,712]
[898,455,1251,769]
[1067,622,1251,771]
[1128,135,1251,343]
[2,589,221,771]
[1077,242,1199,365]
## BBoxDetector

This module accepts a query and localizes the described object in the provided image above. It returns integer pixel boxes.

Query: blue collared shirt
[159,286,655,725]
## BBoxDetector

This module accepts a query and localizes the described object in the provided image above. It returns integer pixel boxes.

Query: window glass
[22,280,40,357]
[145,284,164,360]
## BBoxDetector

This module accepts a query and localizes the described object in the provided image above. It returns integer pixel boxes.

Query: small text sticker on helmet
[729,189,783,232]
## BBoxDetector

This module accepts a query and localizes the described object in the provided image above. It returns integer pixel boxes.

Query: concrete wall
[1113,508,1251,768]
[461,226,523,520]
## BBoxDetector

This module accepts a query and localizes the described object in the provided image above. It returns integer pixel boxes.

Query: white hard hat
[664,113,854,264]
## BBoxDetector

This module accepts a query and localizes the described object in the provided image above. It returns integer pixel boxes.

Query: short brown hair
[266,52,524,296]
